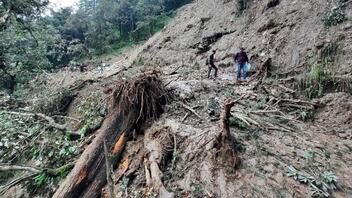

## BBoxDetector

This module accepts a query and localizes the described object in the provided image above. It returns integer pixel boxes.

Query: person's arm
[234,53,238,63]
[245,53,249,63]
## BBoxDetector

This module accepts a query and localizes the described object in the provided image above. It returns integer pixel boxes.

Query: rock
[186,24,194,29]
[200,17,211,23]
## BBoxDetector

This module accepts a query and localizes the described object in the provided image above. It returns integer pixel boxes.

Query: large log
[53,72,167,198]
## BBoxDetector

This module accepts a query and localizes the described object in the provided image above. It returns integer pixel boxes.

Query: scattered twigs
[167,64,183,75]
[1,110,83,138]
[52,115,81,122]
[181,105,201,122]
[181,112,190,122]
[181,103,202,119]
[277,84,295,94]
[171,134,177,170]
[232,112,261,127]
[279,99,316,107]
[1,110,67,130]
[165,75,181,87]
[0,163,74,196]
[0,173,39,196]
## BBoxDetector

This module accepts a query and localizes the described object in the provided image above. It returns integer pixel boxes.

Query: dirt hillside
[1,0,351,198]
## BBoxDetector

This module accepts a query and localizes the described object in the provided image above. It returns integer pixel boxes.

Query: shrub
[236,0,252,16]
[323,1,346,27]
[303,63,331,98]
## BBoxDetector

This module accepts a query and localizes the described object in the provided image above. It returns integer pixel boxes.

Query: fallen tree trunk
[53,72,168,198]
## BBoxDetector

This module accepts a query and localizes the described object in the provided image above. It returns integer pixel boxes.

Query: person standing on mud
[234,47,249,81]
[207,50,218,78]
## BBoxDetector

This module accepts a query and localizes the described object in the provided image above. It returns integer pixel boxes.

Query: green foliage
[298,109,313,121]
[76,92,106,138]
[120,176,130,191]
[252,95,269,110]
[321,41,340,64]
[229,116,247,129]
[323,1,346,27]
[28,124,42,135]
[304,63,331,98]
[59,143,77,157]
[0,110,79,196]
[0,0,190,93]
[236,0,251,16]
[207,97,220,116]
[221,87,236,97]
[34,173,48,187]
[31,88,74,115]
[301,41,341,98]
[287,150,340,197]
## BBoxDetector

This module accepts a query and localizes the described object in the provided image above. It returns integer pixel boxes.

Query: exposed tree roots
[53,71,168,198]
[144,125,175,198]
[213,97,243,169]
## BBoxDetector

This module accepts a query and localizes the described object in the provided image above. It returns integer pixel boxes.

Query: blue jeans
[237,63,247,80]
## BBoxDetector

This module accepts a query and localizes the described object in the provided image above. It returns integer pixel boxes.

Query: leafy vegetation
[0,111,78,196]
[323,1,346,27]
[75,92,106,138]
[302,41,341,98]
[207,97,220,117]
[287,150,340,197]
[0,0,189,94]
[229,116,247,129]
[304,63,331,98]
[236,0,252,16]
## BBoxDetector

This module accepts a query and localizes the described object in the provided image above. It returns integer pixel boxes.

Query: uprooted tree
[53,72,168,198]
[213,97,243,169]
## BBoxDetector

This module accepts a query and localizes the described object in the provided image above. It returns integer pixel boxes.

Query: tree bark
[52,107,127,198]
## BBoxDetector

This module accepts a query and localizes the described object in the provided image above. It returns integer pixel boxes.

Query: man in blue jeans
[234,47,249,81]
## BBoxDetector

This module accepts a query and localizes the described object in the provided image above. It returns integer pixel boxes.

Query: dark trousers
[208,63,218,78]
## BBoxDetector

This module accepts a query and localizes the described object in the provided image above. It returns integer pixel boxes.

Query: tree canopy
[0,0,189,94]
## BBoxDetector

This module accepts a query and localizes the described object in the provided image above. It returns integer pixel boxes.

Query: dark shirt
[209,54,215,65]
[234,51,249,64]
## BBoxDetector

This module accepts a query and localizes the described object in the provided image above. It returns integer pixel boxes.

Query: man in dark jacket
[207,50,218,78]
[234,47,249,81]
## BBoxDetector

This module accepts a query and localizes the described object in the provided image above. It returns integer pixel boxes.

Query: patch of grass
[303,63,331,98]
[300,40,345,98]
[323,1,346,27]
[321,41,340,64]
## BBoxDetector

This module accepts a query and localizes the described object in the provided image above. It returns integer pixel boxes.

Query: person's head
[240,47,245,52]
[212,50,216,54]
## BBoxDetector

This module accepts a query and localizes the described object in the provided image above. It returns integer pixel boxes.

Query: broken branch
[181,103,202,119]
